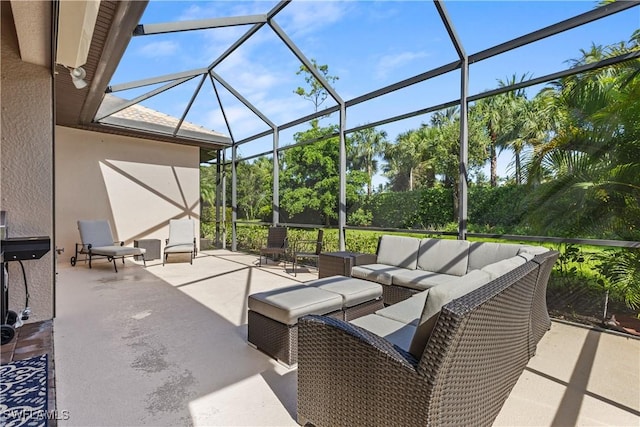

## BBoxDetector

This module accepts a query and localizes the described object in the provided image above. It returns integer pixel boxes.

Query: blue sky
[110,1,639,182]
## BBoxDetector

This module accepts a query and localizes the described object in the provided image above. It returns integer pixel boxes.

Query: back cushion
[169,219,195,244]
[78,220,115,247]
[481,255,527,279]
[377,235,421,269]
[417,238,470,276]
[408,269,492,359]
[467,242,523,271]
[518,245,549,256]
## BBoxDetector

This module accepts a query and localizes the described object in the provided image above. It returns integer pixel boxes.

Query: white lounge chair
[72,220,146,273]
[163,219,197,266]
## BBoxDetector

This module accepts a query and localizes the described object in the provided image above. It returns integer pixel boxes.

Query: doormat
[0,354,48,427]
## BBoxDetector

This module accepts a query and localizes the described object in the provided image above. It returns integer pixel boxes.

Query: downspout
[51,0,59,318]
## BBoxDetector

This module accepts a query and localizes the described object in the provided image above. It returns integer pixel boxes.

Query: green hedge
[351,185,530,232]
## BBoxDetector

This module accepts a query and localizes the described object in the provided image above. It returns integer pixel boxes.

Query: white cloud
[178,1,267,22]
[137,40,180,58]
[279,1,351,37]
[375,51,429,80]
[216,50,276,89]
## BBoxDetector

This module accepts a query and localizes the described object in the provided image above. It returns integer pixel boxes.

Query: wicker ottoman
[248,285,343,366]
[307,276,383,321]
[247,277,383,366]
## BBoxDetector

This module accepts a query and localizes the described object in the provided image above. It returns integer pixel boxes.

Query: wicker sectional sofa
[297,236,559,427]
[351,234,551,305]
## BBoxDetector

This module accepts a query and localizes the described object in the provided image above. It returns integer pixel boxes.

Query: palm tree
[525,34,640,242]
[474,92,514,186]
[349,127,389,196]
[382,125,440,192]
[495,74,550,185]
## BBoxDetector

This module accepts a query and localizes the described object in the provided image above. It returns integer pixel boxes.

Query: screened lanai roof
[55,0,640,163]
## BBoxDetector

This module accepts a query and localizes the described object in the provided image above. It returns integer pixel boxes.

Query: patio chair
[163,219,197,266]
[259,226,288,267]
[73,220,146,273]
[292,229,324,276]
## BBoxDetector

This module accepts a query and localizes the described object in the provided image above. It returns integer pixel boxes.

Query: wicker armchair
[297,251,559,427]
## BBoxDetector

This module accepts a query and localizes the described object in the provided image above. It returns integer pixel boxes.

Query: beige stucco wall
[55,127,200,265]
[1,3,55,321]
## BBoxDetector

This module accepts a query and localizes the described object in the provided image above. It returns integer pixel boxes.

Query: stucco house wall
[1,4,55,321]
[55,126,200,266]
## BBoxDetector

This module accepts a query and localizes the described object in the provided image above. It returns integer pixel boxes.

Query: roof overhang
[54,0,229,151]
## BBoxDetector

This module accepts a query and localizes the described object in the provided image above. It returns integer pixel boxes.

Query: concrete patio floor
[53,249,640,426]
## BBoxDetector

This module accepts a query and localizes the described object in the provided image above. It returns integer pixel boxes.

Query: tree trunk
[452,178,459,222]
[490,134,497,187]
[515,150,521,185]
[409,167,414,191]
[367,162,372,197]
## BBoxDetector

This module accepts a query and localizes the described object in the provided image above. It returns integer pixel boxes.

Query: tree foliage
[280,124,367,225]
[294,58,339,112]
[525,34,640,241]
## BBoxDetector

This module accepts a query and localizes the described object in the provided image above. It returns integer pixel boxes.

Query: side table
[134,239,161,261]
[318,251,377,278]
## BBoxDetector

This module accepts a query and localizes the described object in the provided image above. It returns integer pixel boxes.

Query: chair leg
[112,258,118,273]
[142,254,146,267]
[89,253,93,269]
[190,251,193,265]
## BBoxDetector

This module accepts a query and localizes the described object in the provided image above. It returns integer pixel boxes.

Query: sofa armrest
[299,314,418,368]
[297,315,432,427]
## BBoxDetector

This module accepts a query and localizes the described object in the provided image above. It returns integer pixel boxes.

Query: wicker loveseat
[297,241,559,427]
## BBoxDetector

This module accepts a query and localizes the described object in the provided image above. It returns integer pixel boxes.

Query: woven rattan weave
[248,296,383,366]
[297,251,559,426]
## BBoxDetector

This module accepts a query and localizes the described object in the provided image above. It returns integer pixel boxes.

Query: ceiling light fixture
[69,67,88,89]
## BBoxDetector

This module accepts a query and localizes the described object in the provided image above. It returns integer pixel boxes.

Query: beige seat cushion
[90,245,146,257]
[408,269,492,358]
[351,264,406,286]
[391,269,460,290]
[164,244,194,254]
[375,290,428,326]
[350,313,416,352]
[307,276,382,308]
[248,285,342,325]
